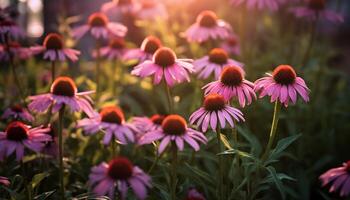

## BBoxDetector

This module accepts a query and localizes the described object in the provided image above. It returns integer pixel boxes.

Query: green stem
[163,78,173,113]
[10,59,26,105]
[148,143,160,174]
[262,101,282,161]
[111,138,117,158]
[170,143,178,200]
[302,14,318,68]
[20,161,32,200]
[95,40,101,100]
[112,59,117,96]
[51,61,56,83]
[216,127,224,200]
[58,106,66,199]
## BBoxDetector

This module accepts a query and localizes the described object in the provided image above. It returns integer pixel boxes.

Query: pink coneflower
[194,48,243,80]
[230,0,281,11]
[203,66,256,107]
[0,18,24,40]
[0,121,51,161]
[132,114,166,142]
[89,156,151,199]
[319,161,350,197]
[220,35,241,56]
[190,94,245,132]
[124,35,162,63]
[185,188,206,200]
[96,37,128,60]
[254,65,310,107]
[185,10,232,43]
[0,176,10,186]
[72,12,127,40]
[101,0,139,15]
[28,76,95,116]
[0,42,32,61]
[139,115,207,154]
[2,104,34,122]
[131,47,194,87]
[30,33,80,62]
[289,0,343,23]
[77,106,136,145]
[136,0,168,20]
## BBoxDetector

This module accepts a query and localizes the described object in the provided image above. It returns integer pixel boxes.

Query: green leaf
[30,172,50,189]
[266,134,301,164]
[266,166,286,200]
[34,190,56,200]
[219,149,257,162]
[184,163,215,185]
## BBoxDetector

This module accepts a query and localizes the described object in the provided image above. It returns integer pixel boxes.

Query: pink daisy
[124,35,162,63]
[96,37,128,60]
[77,106,136,145]
[0,121,51,161]
[220,35,241,56]
[185,10,232,43]
[30,33,81,62]
[136,0,168,20]
[131,47,194,87]
[230,0,281,11]
[132,114,166,142]
[290,0,343,23]
[89,156,151,199]
[203,65,256,107]
[190,94,245,132]
[319,161,350,197]
[139,115,207,154]
[2,104,34,122]
[28,76,95,116]
[194,48,243,80]
[101,0,139,15]
[0,42,32,61]
[0,18,24,40]
[186,188,206,200]
[254,65,310,107]
[72,12,127,40]
[0,176,10,186]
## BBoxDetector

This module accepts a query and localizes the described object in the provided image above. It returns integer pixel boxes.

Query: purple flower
[203,65,256,107]
[31,33,81,62]
[190,94,245,132]
[2,104,34,122]
[319,161,350,197]
[136,0,168,20]
[77,106,136,145]
[185,188,206,200]
[139,115,207,154]
[230,0,281,11]
[95,37,128,60]
[0,176,10,187]
[131,47,194,87]
[0,42,32,61]
[194,48,243,80]
[289,0,344,23]
[185,10,231,43]
[124,35,162,63]
[254,65,310,107]
[0,121,51,161]
[41,126,58,157]
[28,76,95,117]
[72,12,127,40]
[0,19,24,40]
[89,157,151,199]
[220,35,241,56]
[131,114,166,142]
[101,0,139,15]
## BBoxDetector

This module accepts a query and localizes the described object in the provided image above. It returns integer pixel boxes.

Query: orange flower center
[100,106,125,125]
[11,104,23,112]
[209,48,228,65]
[203,94,226,111]
[109,38,125,49]
[141,36,162,54]
[43,33,64,50]
[108,157,133,180]
[220,66,243,86]
[197,10,218,28]
[154,47,176,67]
[88,12,108,27]
[161,115,187,136]
[118,0,133,6]
[6,121,28,141]
[272,65,297,85]
[150,114,166,125]
[141,0,156,9]
[50,76,77,97]
[308,0,325,10]
[227,37,238,46]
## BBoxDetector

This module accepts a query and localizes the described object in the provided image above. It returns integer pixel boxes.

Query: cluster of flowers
[0,0,348,199]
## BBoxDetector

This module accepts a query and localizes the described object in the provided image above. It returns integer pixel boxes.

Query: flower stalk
[216,127,224,200]
[170,143,178,200]
[58,105,66,199]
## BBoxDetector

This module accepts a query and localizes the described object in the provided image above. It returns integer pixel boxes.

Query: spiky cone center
[117,0,133,6]
[308,0,325,10]
[11,104,23,112]
[204,94,226,111]
[109,38,125,49]
[141,36,162,54]
[150,114,166,125]
[272,65,297,85]
[43,33,64,50]
[108,157,133,180]
[220,66,243,86]
[153,47,176,67]
[6,121,28,141]
[197,10,218,28]
[161,115,187,136]
[88,12,109,27]
[100,106,125,125]
[50,76,77,97]
[209,48,228,65]
[227,37,238,46]
[141,0,156,9]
